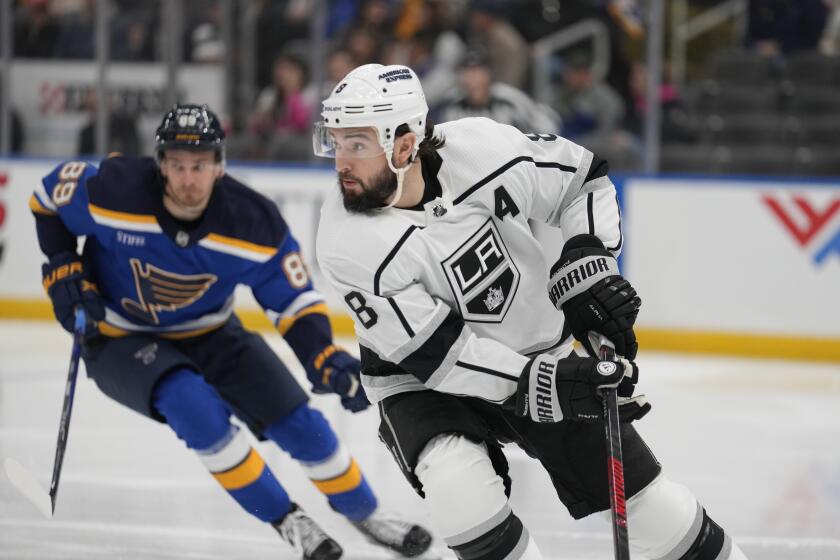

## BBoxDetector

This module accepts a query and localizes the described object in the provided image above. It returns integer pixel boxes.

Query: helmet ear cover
[155,103,225,163]
[314,64,428,166]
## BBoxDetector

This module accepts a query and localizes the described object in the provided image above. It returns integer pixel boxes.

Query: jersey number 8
[344,291,378,329]
[281,252,309,289]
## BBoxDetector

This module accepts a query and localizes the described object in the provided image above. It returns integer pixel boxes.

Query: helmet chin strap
[383,149,415,209]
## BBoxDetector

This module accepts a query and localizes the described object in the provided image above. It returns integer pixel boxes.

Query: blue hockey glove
[309,345,370,413]
[42,252,105,338]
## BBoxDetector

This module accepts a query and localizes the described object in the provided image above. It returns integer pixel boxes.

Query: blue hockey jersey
[30,155,331,367]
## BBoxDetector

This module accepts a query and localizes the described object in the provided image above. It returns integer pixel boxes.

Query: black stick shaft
[601,345,630,560]
[48,309,86,514]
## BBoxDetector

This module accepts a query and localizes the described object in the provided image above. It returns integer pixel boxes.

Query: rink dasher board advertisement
[623,177,840,349]
[1,158,838,361]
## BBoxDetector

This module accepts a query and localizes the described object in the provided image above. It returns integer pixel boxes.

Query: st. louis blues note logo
[442,219,520,322]
[121,258,217,324]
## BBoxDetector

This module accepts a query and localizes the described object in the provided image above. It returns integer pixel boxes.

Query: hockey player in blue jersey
[30,103,432,560]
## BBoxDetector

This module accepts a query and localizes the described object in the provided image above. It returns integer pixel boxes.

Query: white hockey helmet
[313,63,428,166]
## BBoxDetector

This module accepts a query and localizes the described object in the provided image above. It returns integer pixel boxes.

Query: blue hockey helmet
[155,103,225,162]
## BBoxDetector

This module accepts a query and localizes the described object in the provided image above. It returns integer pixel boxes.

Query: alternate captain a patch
[122,258,217,324]
[442,218,520,323]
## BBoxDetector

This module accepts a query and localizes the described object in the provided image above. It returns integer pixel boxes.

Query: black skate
[274,503,343,560]
[351,511,432,557]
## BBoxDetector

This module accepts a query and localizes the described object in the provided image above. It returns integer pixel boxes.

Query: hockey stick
[592,334,630,560]
[4,307,87,518]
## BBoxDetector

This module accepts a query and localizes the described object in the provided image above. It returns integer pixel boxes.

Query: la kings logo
[442,219,520,322]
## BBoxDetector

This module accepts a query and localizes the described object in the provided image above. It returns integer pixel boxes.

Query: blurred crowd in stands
[3,0,840,175]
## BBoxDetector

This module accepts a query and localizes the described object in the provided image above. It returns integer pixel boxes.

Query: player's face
[330,128,396,214]
[160,150,222,212]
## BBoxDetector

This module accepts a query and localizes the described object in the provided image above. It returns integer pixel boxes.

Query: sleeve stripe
[586,188,623,253]
[29,194,58,215]
[34,182,58,211]
[373,225,422,296]
[283,291,325,317]
[275,302,330,335]
[534,161,577,172]
[454,360,518,382]
[359,344,408,378]
[583,154,609,183]
[387,297,415,337]
[359,344,428,402]
[400,310,466,383]
[388,303,450,364]
[609,194,623,252]
[550,149,593,226]
[453,156,577,206]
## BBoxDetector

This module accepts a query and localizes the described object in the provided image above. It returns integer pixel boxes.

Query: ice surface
[1,321,839,559]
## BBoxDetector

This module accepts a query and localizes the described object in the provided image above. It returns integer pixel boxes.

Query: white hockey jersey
[317,117,622,404]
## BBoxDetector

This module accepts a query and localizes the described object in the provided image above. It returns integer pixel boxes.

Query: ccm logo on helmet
[378,68,412,82]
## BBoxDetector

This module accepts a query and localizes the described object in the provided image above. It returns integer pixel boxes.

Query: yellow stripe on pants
[212,448,265,490]
[311,458,362,495]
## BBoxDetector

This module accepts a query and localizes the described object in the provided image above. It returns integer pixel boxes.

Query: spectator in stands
[53,0,156,61]
[334,0,395,48]
[248,52,314,161]
[466,2,530,91]
[553,49,640,170]
[77,90,140,156]
[255,1,311,90]
[112,12,156,61]
[436,51,559,134]
[380,30,463,107]
[53,0,96,59]
[13,0,60,58]
[186,0,225,63]
[390,1,466,107]
[508,0,641,127]
[321,49,357,99]
[344,27,383,66]
[626,60,695,143]
[747,0,828,56]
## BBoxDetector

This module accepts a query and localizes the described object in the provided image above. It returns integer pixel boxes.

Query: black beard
[339,166,397,214]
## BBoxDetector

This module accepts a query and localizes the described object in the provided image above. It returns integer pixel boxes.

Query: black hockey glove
[42,251,105,338]
[548,234,641,360]
[504,353,650,423]
[308,345,370,413]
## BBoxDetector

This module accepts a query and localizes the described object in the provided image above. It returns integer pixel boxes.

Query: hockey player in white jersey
[314,64,750,560]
